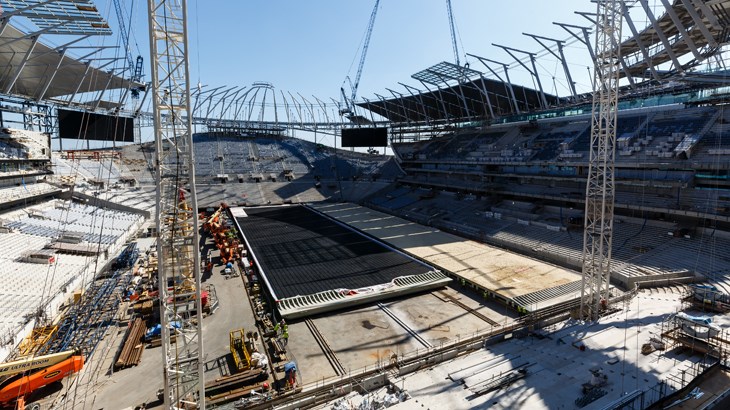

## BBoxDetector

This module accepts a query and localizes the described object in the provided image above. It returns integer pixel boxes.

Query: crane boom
[350,0,380,103]
[446,0,460,66]
[112,0,134,78]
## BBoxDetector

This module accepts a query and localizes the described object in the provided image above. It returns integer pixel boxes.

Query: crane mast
[580,0,622,321]
[147,0,205,408]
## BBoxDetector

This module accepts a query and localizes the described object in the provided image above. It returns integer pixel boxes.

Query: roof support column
[493,44,548,109]
[285,92,304,128]
[428,71,471,119]
[637,0,685,73]
[417,80,450,122]
[523,33,577,98]
[67,62,91,103]
[468,54,520,114]
[375,93,404,123]
[387,88,419,123]
[691,0,721,30]
[680,0,718,48]
[219,88,245,119]
[4,35,39,94]
[36,48,67,101]
[577,12,637,87]
[93,71,115,111]
[660,0,702,60]
[399,82,432,123]
[620,1,661,82]
[361,97,378,125]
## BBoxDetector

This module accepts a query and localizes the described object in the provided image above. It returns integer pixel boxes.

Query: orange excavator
[0,354,84,409]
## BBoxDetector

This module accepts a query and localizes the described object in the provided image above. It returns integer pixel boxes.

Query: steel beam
[637,0,684,73]
[620,1,662,82]
[468,54,521,114]
[4,35,39,94]
[493,44,548,109]
[523,33,577,98]
[660,0,702,60]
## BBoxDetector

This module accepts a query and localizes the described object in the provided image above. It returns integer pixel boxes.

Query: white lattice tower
[580,0,622,321]
[147,0,204,407]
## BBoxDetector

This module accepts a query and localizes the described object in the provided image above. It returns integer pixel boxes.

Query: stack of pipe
[114,317,146,370]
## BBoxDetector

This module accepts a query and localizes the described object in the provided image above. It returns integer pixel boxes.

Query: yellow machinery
[229,329,251,372]
[15,326,57,358]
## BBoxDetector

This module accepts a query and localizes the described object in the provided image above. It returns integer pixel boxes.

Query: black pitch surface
[235,205,432,299]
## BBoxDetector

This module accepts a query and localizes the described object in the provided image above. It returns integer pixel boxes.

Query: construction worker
[281,330,289,346]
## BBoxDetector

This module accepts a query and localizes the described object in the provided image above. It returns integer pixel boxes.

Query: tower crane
[446,0,460,66]
[147,0,205,408]
[113,0,144,97]
[580,0,622,321]
[340,0,380,117]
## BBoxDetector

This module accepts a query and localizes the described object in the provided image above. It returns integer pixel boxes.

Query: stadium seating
[0,199,144,356]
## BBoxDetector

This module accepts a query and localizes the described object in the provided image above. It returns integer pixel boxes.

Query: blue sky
[109,0,597,102]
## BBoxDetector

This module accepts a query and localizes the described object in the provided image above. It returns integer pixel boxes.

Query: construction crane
[580,0,622,321]
[446,0,460,66]
[113,0,144,97]
[340,0,380,117]
[147,0,205,408]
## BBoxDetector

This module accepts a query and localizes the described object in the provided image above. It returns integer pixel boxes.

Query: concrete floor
[284,284,518,387]
[308,292,722,410]
[85,234,260,410]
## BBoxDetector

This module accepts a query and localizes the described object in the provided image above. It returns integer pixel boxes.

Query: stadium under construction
[2,1,730,409]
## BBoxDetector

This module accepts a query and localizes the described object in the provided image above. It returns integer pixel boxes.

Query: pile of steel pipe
[114,317,146,370]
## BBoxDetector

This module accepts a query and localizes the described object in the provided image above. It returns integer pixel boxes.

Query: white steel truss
[147,0,204,408]
[580,0,622,321]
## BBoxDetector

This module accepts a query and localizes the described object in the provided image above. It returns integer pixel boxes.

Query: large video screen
[341,127,387,147]
[58,109,134,142]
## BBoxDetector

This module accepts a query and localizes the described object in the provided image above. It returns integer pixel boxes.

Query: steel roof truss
[661,0,702,60]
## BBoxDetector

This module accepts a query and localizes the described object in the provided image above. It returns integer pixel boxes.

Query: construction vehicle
[0,350,75,379]
[0,354,84,408]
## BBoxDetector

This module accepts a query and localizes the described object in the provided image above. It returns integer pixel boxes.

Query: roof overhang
[0,24,139,100]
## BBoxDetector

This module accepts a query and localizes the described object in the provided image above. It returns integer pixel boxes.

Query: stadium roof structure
[356,1,730,125]
[0,1,140,102]
[612,0,730,82]
[356,61,564,124]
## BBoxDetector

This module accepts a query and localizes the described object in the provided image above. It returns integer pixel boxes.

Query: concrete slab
[381,292,494,347]
[341,293,708,410]
[312,305,424,374]
[285,320,339,384]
